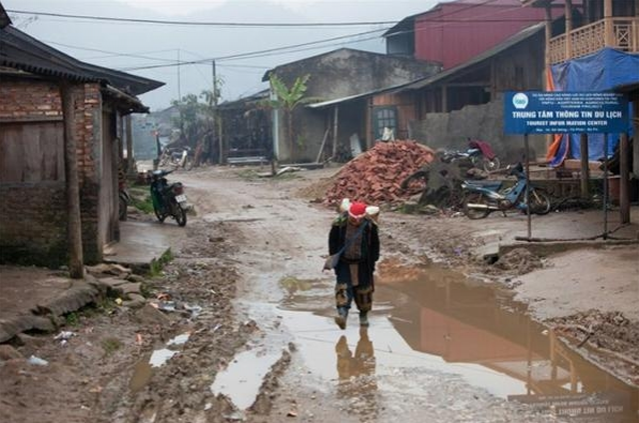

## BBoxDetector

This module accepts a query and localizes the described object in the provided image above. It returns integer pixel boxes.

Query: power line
[46,39,272,70]
[7,9,399,27]
[117,27,388,71]
[45,40,180,63]
[36,0,539,73]
[116,12,545,72]
[5,0,517,29]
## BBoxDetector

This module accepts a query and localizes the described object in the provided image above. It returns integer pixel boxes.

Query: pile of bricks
[325,140,435,206]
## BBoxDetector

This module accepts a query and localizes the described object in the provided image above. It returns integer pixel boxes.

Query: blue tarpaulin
[549,48,639,167]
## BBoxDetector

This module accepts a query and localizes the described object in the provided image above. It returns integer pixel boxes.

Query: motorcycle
[442,139,500,172]
[149,169,188,227]
[159,146,193,170]
[462,163,551,219]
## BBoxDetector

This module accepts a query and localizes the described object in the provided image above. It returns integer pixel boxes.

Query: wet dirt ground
[1,165,637,423]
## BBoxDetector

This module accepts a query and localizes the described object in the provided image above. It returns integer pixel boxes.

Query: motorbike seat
[463,180,503,191]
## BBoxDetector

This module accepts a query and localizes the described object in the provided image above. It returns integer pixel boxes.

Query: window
[373,107,398,140]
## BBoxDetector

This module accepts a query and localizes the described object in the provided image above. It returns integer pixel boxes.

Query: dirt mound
[324,141,435,206]
[494,248,543,275]
[296,174,337,201]
[550,311,639,386]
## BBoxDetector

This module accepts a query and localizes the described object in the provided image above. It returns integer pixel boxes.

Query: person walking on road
[328,201,380,329]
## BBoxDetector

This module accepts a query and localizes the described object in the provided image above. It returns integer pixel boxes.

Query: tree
[267,74,311,161]
[171,93,203,146]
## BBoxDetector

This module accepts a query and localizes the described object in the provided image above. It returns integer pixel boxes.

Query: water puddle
[167,333,190,346]
[210,347,281,410]
[129,332,191,392]
[278,262,638,423]
[149,349,178,367]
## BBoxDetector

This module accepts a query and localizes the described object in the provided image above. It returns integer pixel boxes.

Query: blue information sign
[504,91,629,134]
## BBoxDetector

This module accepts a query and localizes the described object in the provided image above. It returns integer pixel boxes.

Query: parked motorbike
[149,169,188,226]
[118,180,130,221]
[442,139,500,172]
[462,163,551,219]
[159,146,193,170]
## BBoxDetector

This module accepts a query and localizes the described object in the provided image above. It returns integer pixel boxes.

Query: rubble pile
[325,141,435,205]
[494,248,543,275]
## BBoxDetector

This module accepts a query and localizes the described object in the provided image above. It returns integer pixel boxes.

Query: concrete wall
[0,78,107,266]
[270,48,441,162]
[410,97,546,163]
[273,49,441,101]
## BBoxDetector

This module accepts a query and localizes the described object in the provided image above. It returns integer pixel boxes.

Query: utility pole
[177,49,182,101]
[212,60,222,164]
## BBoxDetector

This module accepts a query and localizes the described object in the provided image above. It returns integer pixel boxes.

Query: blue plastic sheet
[549,48,639,166]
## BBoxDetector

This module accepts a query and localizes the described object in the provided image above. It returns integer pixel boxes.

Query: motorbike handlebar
[151,169,174,178]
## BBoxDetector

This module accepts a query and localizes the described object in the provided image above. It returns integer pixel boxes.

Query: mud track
[1,166,637,423]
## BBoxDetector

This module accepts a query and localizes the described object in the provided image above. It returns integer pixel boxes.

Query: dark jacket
[328,216,380,288]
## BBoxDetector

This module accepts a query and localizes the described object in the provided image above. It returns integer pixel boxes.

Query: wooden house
[0,6,164,267]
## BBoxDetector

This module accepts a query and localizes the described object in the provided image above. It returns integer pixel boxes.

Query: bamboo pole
[604,0,614,47]
[565,0,573,59]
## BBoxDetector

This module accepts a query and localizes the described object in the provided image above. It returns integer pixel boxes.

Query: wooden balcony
[549,17,639,64]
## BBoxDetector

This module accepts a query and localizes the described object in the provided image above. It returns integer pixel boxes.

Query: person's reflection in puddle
[335,328,378,420]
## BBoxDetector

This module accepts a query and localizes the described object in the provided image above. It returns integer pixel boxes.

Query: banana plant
[266,74,313,161]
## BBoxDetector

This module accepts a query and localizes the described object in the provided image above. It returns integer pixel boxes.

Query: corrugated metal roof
[309,21,544,108]
[384,0,529,37]
[400,22,544,90]
[103,84,149,114]
[0,25,164,95]
[522,0,584,7]
[218,88,269,109]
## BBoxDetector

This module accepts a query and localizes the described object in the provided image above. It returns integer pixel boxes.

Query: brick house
[263,48,441,162]
[0,7,164,266]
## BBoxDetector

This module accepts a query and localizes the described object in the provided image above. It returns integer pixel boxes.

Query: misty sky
[4,0,442,111]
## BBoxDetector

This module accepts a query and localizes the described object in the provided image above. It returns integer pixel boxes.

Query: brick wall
[0,182,68,266]
[0,78,106,266]
[0,79,63,120]
[74,83,103,264]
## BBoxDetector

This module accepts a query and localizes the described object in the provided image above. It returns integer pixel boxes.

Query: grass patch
[131,195,154,214]
[149,248,174,277]
[64,312,79,327]
[102,337,123,356]
[235,169,261,180]
[128,186,154,214]
[140,282,152,298]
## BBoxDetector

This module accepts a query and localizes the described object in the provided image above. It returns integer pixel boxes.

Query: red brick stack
[325,141,435,206]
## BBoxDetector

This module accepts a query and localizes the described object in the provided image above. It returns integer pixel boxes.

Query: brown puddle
[278,262,639,423]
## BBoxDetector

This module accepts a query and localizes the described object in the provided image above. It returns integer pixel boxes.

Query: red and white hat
[348,202,367,219]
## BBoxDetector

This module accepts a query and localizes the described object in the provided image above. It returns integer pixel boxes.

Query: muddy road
[1,166,637,423]
[178,167,638,423]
